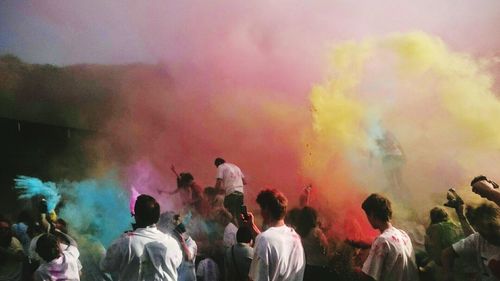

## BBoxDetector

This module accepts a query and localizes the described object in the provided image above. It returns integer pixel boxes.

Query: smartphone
[241,205,249,220]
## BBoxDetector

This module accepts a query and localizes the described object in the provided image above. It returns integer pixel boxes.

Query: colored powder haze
[2,1,500,241]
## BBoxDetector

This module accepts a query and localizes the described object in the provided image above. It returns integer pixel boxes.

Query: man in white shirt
[214,157,247,219]
[101,194,182,281]
[360,193,419,281]
[34,233,81,281]
[442,203,500,281]
[245,189,305,281]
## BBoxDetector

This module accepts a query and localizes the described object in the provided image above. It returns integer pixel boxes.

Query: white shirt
[249,225,305,281]
[362,226,418,281]
[34,245,81,281]
[100,226,183,281]
[196,258,220,281]
[216,163,245,195]
[223,222,238,248]
[453,232,500,281]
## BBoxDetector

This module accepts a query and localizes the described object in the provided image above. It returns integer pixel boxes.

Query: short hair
[297,206,318,237]
[471,175,488,186]
[362,193,392,222]
[214,157,226,167]
[430,207,449,224]
[256,189,288,221]
[467,203,500,228]
[236,226,252,243]
[36,233,61,262]
[134,194,160,226]
[178,173,194,187]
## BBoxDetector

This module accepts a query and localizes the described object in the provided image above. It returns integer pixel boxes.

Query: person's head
[285,208,301,229]
[362,193,392,229]
[204,186,217,199]
[178,173,194,188]
[36,233,61,262]
[296,206,318,237]
[429,207,449,225]
[0,217,12,247]
[236,226,253,244]
[467,203,500,246]
[134,194,160,228]
[214,157,225,167]
[256,189,288,225]
[471,175,499,199]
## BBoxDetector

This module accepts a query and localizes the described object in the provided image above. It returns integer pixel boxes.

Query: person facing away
[225,226,254,281]
[34,233,81,281]
[442,203,500,281]
[424,207,468,281]
[360,193,419,281]
[214,157,247,219]
[244,189,306,281]
[100,194,183,281]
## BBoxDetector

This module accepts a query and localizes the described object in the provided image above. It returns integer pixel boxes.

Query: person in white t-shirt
[442,203,500,281]
[34,233,81,281]
[214,157,247,219]
[244,189,305,281]
[100,194,183,281]
[360,193,419,281]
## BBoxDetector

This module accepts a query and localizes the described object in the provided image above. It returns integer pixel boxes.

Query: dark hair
[178,173,194,188]
[467,203,500,227]
[362,193,392,222]
[36,233,61,262]
[236,226,252,243]
[256,189,288,221]
[134,194,160,227]
[471,175,487,186]
[214,157,226,167]
[204,186,216,196]
[174,223,186,234]
[430,207,449,224]
[297,206,318,237]
[285,208,301,229]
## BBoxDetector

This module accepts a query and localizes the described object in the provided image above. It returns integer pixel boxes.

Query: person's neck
[134,223,155,229]
[266,219,285,228]
[377,221,392,233]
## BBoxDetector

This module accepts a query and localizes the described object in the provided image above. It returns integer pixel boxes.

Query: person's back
[217,163,244,195]
[250,225,305,281]
[34,233,81,281]
[363,226,418,281]
[102,227,182,281]
[101,194,182,281]
[225,226,254,281]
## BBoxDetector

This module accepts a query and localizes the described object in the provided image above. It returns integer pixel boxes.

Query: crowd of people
[1,157,500,281]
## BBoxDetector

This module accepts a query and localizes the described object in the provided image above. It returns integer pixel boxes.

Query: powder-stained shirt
[216,163,245,195]
[249,225,305,281]
[196,258,220,281]
[453,232,500,281]
[34,244,81,281]
[362,226,418,281]
[100,226,182,281]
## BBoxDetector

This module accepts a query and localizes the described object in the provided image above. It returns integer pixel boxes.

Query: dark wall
[0,117,95,215]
